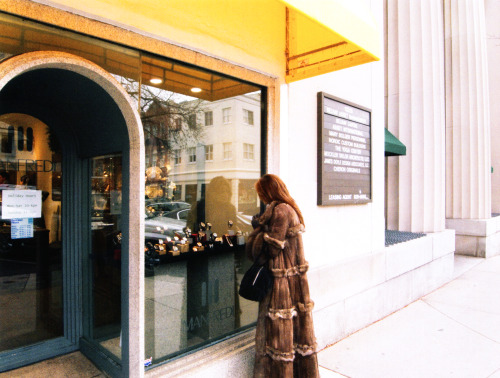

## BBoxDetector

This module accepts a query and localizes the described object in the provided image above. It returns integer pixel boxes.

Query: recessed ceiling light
[191,87,202,93]
[150,78,162,84]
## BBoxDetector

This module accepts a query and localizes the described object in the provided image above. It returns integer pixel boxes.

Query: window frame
[243,109,254,125]
[223,142,232,160]
[204,144,214,161]
[222,107,231,124]
[204,111,213,126]
[187,146,197,163]
[243,143,255,160]
[173,149,182,165]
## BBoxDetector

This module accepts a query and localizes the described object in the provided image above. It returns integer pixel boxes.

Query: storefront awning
[5,0,381,90]
[385,128,406,156]
[280,0,381,82]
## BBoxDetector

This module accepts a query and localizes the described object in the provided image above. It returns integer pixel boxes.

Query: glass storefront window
[89,155,123,362]
[140,54,263,364]
[0,11,267,369]
[0,114,63,353]
[0,13,141,84]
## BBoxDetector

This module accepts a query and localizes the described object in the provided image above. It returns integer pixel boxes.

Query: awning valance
[385,128,406,156]
[280,0,381,82]
[10,0,381,89]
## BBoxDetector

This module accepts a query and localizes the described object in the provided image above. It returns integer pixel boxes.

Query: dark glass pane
[17,127,23,151]
[89,154,122,361]
[26,127,33,151]
[0,118,63,353]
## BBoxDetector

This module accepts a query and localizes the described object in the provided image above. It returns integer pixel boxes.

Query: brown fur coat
[246,201,319,378]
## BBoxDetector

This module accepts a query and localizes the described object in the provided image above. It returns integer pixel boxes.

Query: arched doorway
[0,52,144,376]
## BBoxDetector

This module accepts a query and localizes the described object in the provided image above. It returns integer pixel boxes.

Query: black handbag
[238,250,273,302]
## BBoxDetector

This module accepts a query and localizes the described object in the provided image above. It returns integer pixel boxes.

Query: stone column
[445,0,491,220]
[486,0,500,214]
[386,0,446,233]
[444,0,497,257]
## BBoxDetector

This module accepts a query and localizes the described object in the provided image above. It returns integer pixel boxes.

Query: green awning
[385,128,406,156]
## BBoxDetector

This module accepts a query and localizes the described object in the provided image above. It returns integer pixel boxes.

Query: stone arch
[0,51,144,376]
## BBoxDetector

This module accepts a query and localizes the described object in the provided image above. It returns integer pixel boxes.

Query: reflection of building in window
[243,143,254,160]
[205,145,213,161]
[166,93,261,217]
[188,147,196,163]
[243,109,254,125]
[174,118,182,131]
[223,143,232,160]
[222,107,231,124]
[174,149,182,165]
[188,114,197,129]
[204,111,213,126]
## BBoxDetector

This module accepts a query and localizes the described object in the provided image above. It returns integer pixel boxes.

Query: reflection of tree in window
[188,114,197,129]
[117,78,206,170]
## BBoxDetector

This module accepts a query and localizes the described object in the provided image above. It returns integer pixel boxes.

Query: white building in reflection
[168,93,261,215]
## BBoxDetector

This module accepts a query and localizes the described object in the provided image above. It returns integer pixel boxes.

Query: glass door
[84,154,123,363]
[0,116,66,369]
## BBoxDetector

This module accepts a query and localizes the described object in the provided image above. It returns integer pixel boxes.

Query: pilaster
[444,0,491,220]
[386,0,446,233]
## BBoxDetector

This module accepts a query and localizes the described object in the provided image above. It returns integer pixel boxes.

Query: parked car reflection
[145,200,190,217]
[145,206,187,241]
[162,208,190,221]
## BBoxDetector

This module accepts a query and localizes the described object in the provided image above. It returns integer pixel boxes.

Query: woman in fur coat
[247,174,319,377]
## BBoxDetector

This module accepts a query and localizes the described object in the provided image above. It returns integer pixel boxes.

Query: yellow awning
[1,0,381,88]
[280,0,381,82]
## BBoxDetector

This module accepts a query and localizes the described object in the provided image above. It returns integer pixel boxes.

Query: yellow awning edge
[280,0,381,83]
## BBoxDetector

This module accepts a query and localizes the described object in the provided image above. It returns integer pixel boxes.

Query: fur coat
[246,201,319,378]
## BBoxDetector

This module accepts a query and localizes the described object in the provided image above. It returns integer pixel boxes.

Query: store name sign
[317,92,371,205]
[0,159,61,172]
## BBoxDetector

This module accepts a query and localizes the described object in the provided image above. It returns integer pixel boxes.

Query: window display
[0,115,63,353]
[90,155,122,361]
[130,55,263,365]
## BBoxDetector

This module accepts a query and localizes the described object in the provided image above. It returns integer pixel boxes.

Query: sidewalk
[318,255,500,378]
[4,255,500,378]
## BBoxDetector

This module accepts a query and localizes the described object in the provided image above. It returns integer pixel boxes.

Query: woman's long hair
[255,174,305,226]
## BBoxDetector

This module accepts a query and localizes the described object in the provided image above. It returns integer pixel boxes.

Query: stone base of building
[146,230,455,377]
[146,330,255,378]
[310,229,455,350]
[446,217,500,258]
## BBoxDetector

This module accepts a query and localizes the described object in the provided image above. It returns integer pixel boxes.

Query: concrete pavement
[318,255,500,378]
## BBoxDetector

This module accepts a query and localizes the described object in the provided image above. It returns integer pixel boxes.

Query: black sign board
[317,92,372,205]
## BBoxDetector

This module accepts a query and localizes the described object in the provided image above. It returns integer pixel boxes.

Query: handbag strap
[254,248,268,266]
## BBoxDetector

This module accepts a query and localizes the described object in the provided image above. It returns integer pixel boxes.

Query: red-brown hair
[255,174,304,226]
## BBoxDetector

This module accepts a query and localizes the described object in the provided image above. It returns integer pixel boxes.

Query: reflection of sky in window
[141,84,198,103]
[112,75,200,112]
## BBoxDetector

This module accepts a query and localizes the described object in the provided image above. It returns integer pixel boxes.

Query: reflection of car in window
[162,208,190,221]
[145,201,190,217]
[144,206,187,241]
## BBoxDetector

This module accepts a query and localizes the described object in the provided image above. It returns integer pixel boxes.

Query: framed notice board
[317,92,372,206]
